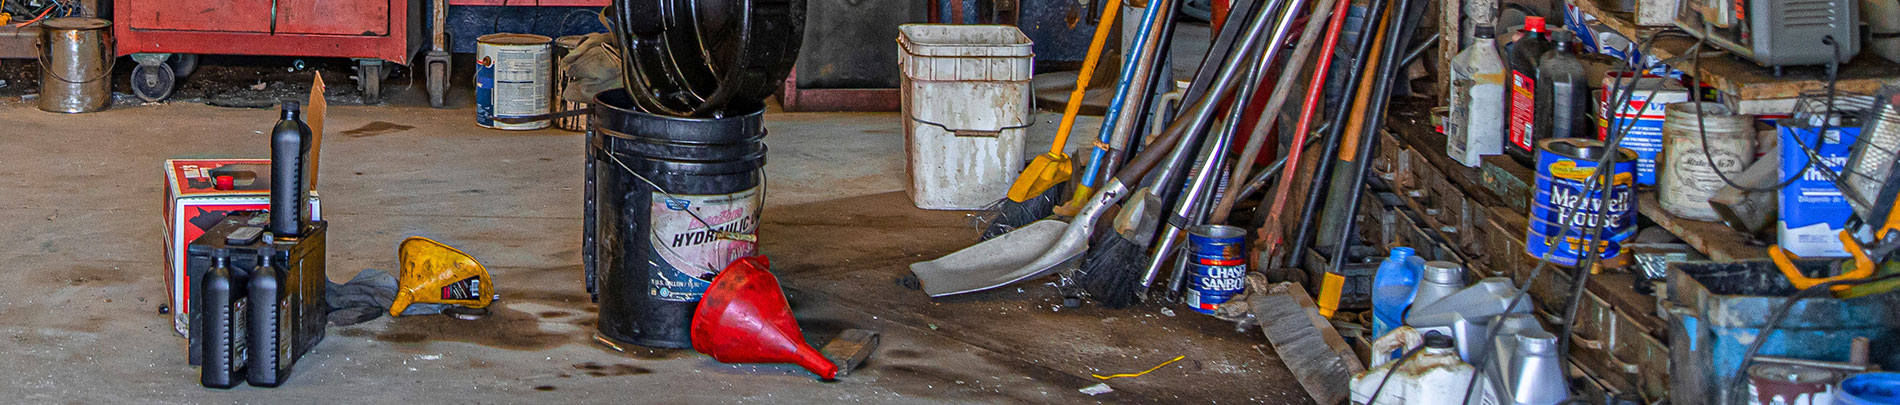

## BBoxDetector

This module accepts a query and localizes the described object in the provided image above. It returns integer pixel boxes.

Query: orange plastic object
[390,237,494,316]
[691,256,838,380]
[1770,230,1877,292]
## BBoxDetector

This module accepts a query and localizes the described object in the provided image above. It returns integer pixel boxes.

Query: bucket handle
[35,30,118,85]
[909,115,1034,138]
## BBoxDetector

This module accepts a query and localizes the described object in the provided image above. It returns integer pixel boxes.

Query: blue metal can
[1526,138,1638,268]
[1186,225,1247,314]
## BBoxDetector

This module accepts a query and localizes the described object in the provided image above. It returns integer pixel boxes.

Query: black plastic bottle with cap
[270,101,311,238]
[247,248,293,387]
[1534,31,1594,148]
[1505,16,1553,165]
[198,250,249,388]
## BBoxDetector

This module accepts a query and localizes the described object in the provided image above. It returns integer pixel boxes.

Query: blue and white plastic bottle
[1371,247,1424,338]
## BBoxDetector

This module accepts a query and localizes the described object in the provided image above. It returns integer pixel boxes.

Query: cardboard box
[164,159,320,336]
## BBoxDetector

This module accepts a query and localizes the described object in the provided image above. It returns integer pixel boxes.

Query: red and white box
[163,158,320,336]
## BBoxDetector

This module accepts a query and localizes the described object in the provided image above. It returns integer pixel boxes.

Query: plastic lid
[1474,24,1496,39]
[1524,16,1547,33]
[1515,331,1558,355]
[1551,30,1578,48]
[282,101,300,111]
[1423,332,1454,348]
[1423,261,1464,284]
[1390,247,1416,259]
[1841,372,1900,403]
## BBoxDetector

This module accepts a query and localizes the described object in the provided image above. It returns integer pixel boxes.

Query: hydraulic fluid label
[648,187,762,302]
[442,276,481,300]
[1509,72,1538,151]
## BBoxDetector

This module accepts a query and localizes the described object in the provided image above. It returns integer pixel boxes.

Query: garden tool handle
[1769,230,1876,291]
[1051,0,1126,155]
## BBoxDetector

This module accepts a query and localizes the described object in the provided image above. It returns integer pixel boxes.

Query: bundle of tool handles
[928,0,1434,306]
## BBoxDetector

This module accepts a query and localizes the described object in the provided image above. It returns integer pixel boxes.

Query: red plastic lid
[214,175,235,190]
[1524,16,1547,33]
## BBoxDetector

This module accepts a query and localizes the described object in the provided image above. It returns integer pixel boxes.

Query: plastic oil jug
[1505,16,1553,165]
[1411,261,1466,313]
[1533,31,1593,145]
[1350,333,1476,404]
[1447,24,1508,167]
[1371,247,1425,338]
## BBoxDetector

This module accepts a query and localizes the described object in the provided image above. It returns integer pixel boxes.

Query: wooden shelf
[1569,0,1900,113]
[1634,192,1769,261]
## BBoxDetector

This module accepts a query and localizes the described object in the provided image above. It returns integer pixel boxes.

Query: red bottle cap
[1524,16,1547,33]
[215,175,235,190]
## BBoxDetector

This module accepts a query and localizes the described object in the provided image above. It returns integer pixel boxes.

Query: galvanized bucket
[37,17,114,114]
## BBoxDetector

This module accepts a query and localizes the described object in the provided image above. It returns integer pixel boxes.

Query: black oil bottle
[1505,16,1553,165]
[1534,31,1593,146]
[270,101,311,238]
[247,249,293,387]
[198,250,248,389]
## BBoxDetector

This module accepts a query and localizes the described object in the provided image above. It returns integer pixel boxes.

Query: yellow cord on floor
[1091,355,1186,380]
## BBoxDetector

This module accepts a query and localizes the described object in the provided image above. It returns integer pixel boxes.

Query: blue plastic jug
[1371,247,1423,338]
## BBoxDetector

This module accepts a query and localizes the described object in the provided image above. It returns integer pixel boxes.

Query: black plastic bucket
[585,89,767,349]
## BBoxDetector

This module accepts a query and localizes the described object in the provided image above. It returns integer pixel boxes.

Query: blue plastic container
[1370,247,1422,338]
[1839,372,1900,405]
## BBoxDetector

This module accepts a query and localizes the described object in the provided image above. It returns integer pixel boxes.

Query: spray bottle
[1447,24,1507,167]
[1505,16,1553,165]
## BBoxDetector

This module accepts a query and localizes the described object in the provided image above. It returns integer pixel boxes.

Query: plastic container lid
[1839,372,1900,405]
[1524,16,1547,33]
[1423,261,1464,284]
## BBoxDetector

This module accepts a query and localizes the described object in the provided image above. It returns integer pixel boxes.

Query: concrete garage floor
[0,87,1307,402]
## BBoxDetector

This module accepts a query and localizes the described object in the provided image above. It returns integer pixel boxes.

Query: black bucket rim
[591,89,766,145]
[606,146,769,176]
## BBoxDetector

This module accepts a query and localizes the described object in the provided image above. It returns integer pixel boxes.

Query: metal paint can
[1526,138,1637,268]
[36,18,114,114]
[475,33,553,130]
[1660,102,1756,221]
[1185,225,1247,315]
[552,35,589,132]
[1747,364,1838,405]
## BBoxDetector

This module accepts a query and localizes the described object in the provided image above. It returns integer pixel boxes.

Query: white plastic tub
[898,24,1034,210]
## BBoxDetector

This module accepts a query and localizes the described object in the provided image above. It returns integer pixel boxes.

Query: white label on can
[647,187,761,302]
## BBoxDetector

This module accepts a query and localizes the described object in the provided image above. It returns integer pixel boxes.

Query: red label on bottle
[1509,71,1537,152]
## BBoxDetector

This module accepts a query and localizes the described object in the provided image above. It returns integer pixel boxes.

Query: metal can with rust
[1185,225,1247,315]
[1660,102,1756,221]
[476,33,553,130]
[1526,138,1638,268]
[1747,364,1838,405]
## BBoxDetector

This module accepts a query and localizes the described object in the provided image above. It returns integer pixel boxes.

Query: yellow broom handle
[1051,0,1126,154]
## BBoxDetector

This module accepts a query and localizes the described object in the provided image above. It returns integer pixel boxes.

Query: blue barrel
[1185,225,1247,315]
[1526,138,1637,268]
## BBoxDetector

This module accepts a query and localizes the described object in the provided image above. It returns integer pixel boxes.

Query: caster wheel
[132,63,177,102]
[166,54,198,78]
[426,60,448,108]
[357,61,383,104]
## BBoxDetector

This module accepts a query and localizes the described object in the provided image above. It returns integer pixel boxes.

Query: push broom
[979,0,1126,241]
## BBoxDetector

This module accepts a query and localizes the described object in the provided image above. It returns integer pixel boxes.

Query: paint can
[1747,364,1839,405]
[587,89,766,349]
[475,33,553,130]
[36,18,114,114]
[552,35,589,132]
[1778,116,1862,257]
[1526,138,1637,268]
[1185,225,1247,315]
[1660,102,1757,221]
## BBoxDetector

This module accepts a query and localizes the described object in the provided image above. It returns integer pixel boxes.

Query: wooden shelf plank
[1568,0,1899,106]
[1635,192,1769,261]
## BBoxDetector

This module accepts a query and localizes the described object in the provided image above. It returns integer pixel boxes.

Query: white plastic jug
[1351,333,1476,404]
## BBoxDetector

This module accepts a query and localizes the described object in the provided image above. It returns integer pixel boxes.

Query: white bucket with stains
[898,24,1034,210]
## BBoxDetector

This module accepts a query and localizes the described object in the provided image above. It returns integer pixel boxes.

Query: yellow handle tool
[1005,0,1124,203]
[1771,231,1877,292]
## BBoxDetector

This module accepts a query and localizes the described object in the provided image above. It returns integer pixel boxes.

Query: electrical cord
[1692,35,1844,193]
[1364,344,1426,404]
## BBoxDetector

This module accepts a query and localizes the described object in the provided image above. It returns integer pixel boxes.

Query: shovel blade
[1007,153,1072,202]
[911,219,1072,297]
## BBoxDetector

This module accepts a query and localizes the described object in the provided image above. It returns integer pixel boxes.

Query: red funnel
[691,256,839,380]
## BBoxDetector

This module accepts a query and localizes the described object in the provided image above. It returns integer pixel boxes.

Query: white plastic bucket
[897,24,1035,210]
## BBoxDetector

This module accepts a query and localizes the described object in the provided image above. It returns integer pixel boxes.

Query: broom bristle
[977,186,1062,241]
[1077,234,1148,308]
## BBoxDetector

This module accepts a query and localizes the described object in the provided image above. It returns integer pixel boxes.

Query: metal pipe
[1157,50,1268,295]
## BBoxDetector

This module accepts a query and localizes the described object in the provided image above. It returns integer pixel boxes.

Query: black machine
[186,102,328,388]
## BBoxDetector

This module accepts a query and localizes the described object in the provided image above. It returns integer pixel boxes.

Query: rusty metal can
[1661,102,1756,221]
[1747,364,1839,405]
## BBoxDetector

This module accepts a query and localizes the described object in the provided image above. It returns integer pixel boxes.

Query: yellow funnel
[391,237,494,316]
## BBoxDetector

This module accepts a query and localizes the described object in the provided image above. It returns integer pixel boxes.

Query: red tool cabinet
[114,0,423,102]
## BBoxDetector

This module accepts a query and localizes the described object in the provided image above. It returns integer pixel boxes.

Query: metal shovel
[909,0,1284,297]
